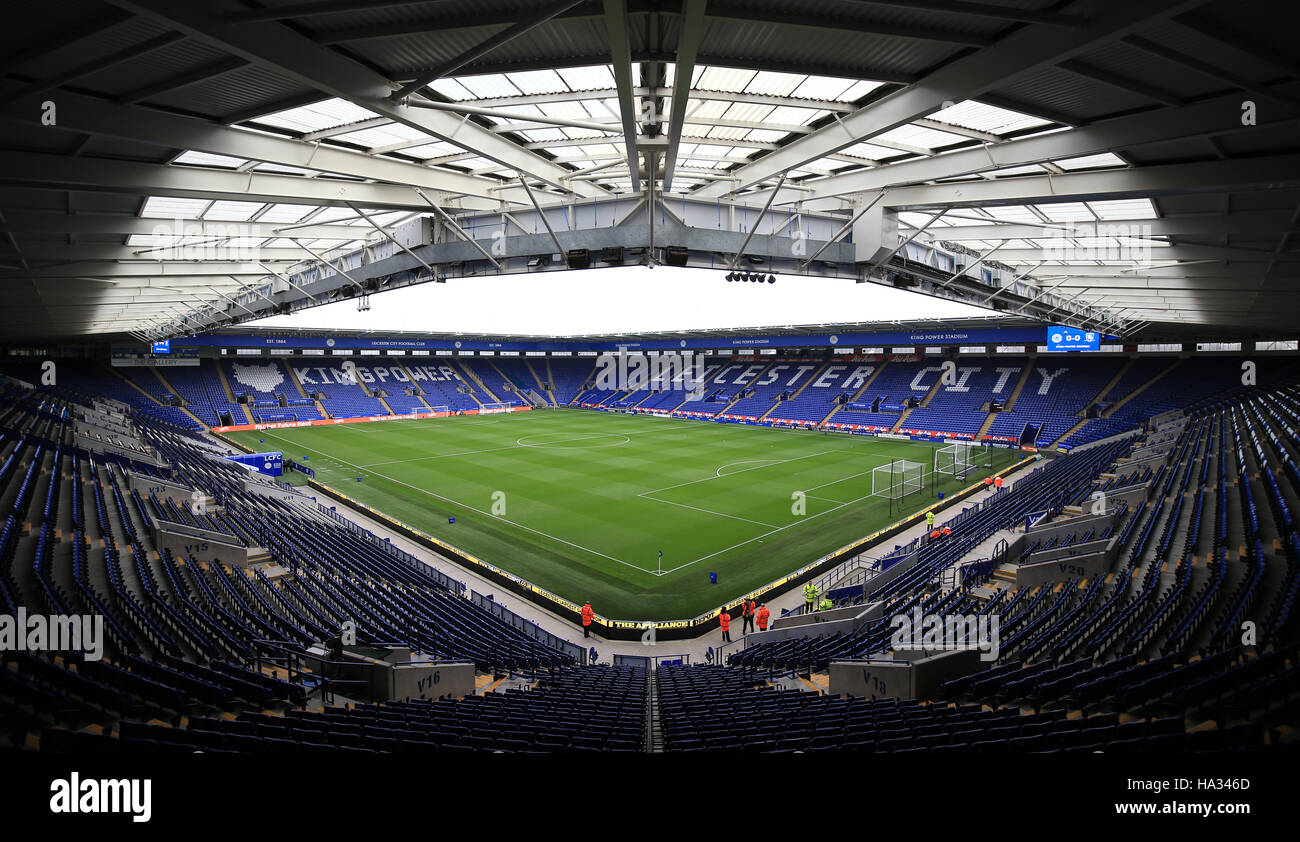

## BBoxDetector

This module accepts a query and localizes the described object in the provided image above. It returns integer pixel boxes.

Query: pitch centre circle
[516,432,632,449]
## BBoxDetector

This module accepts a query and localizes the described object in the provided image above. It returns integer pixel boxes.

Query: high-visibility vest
[719,613,731,631]
[756,607,770,629]
[804,584,818,601]
[581,605,594,626]
[819,598,833,611]
[926,511,935,526]
[743,601,755,616]
[984,477,993,486]
[994,476,1003,488]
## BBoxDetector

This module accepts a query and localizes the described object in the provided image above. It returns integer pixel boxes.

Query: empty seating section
[902,358,1026,438]
[344,360,427,414]
[0,381,597,752]
[723,360,823,418]
[549,358,595,404]
[986,358,1116,445]
[46,666,645,753]
[400,359,481,411]
[153,360,243,426]
[287,357,388,418]
[490,357,548,404]
[456,359,523,406]
[222,358,323,423]
[658,666,1216,752]
[769,360,878,423]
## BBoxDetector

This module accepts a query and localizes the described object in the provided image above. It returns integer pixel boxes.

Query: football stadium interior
[2,0,1300,794]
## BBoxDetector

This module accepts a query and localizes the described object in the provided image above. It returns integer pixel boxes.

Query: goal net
[871,459,927,500]
[934,442,992,479]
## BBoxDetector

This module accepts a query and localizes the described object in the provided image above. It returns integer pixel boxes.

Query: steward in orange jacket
[741,599,757,633]
[580,602,594,638]
[756,604,771,631]
[719,610,732,643]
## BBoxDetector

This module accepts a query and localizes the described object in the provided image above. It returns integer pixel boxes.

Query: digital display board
[1046,326,1100,352]
[151,339,171,355]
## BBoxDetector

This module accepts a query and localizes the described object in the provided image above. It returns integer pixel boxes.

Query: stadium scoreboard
[1046,325,1101,352]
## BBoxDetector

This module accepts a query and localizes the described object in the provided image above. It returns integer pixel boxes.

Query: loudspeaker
[567,248,590,269]
[664,246,689,266]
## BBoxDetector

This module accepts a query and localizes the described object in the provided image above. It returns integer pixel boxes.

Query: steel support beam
[391,0,587,101]
[415,188,504,271]
[602,0,642,194]
[696,0,1215,198]
[879,154,1300,209]
[739,84,1300,204]
[0,150,494,212]
[106,0,608,198]
[661,0,707,192]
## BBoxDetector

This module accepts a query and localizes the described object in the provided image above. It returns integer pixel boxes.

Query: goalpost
[870,459,927,501]
[934,440,992,480]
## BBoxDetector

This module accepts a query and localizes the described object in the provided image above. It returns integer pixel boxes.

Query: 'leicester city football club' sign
[225,451,283,477]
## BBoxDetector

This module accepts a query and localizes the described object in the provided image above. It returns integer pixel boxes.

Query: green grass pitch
[225,409,1021,621]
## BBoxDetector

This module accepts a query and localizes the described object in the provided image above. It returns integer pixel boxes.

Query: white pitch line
[663,485,898,575]
[639,449,844,497]
[639,494,781,528]
[714,459,780,478]
[801,463,888,493]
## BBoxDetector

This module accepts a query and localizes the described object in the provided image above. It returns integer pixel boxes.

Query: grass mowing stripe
[247,428,656,574]
[227,409,1021,619]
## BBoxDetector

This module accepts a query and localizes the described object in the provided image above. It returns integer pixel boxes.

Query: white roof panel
[697,66,756,92]
[257,98,377,133]
[1054,153,1127,170]
[174,151,246,168]
[744,70,806,97]
[141,197,210,219]
[929,100,1053,135]
[202,201,264,222]
[556,65,615,90]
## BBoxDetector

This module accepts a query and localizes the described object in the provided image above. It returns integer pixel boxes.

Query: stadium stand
[2,359,1297,756]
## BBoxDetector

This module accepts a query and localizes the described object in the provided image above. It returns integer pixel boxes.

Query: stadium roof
[1,0,1298,342]
[200,313,1052,347]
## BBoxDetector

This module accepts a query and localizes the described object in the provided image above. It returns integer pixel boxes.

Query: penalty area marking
[714,459,780,477]
[661,453,936,575]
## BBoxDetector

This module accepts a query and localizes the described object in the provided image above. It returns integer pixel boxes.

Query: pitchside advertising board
[1046,325,1101,352]
[225,451,283,477]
